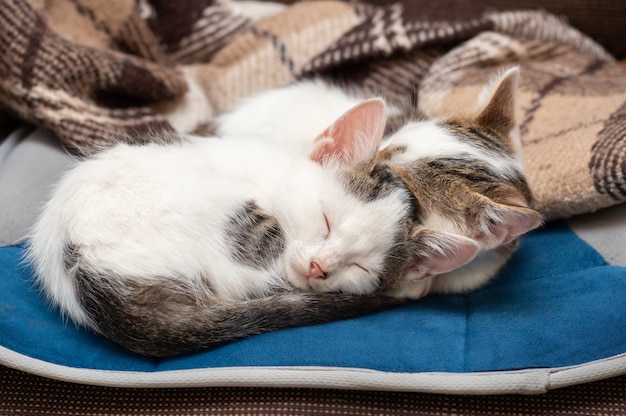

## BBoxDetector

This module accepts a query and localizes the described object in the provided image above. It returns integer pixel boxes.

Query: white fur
[27,136,408,327]
[430,249,510,294]
[383,120,523,175]
[421,211,463,240]
[217,80,364,153]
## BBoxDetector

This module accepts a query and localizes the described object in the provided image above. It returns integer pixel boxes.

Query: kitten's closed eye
[323,213,331,239]
[352,263,369,273]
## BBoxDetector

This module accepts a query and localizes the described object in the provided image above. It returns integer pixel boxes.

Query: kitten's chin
[285,269,335,294]
[285,263,313,291]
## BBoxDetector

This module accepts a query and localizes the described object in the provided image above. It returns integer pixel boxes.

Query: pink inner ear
[425,233,479,275]
[474,192,543,246]
[310,98,386,165]
[408,229,480,277]
[498,206,543,243]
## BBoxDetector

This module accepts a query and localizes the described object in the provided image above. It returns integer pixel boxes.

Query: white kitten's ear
[404,227,479,279]
[310,98,386,165]
[476,67,519,138]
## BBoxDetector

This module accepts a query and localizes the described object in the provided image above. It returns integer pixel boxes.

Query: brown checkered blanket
[1,0,625,219]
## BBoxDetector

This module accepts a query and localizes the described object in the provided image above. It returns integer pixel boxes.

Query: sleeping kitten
[216,67,542,298]
[27,99,476,357]
[380,68,542,296]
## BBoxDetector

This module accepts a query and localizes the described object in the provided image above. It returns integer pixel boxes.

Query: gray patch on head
[341,162,406,202]
[340,161,422,221]
[226,201,285,270]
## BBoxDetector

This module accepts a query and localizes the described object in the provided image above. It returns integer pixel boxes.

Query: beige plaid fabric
[418,12,625,219]
[0,0,624,219]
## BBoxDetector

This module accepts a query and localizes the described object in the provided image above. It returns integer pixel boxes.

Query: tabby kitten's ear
[472,193,543,246]
[472,67,543,245]
[311,98,386,165]
[389,227,479,299]
[405,227,479,280]
[476,67,519,139]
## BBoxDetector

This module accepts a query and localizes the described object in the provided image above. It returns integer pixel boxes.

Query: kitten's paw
[389,276,433,299]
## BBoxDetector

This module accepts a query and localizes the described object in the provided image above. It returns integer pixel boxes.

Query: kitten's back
[216,80,363,150]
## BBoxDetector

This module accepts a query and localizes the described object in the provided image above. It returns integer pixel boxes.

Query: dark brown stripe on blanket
[591,100,626,199]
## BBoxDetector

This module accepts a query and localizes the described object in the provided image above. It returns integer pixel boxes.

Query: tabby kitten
[380,68,542,296]
[217,67,542,298]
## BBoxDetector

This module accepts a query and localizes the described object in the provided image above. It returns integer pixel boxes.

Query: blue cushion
[1,221,625,374]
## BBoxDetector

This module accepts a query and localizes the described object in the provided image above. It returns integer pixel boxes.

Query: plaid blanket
[1,0,625,220]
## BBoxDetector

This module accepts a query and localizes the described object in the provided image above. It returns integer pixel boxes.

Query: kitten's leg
[389,274,433,299]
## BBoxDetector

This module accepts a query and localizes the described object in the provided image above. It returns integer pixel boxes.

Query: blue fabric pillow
[1,221,625,374]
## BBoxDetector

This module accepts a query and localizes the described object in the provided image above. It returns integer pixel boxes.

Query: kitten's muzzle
[306,261,329,280]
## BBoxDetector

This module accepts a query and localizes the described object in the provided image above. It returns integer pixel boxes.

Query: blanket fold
[0,0,625,219]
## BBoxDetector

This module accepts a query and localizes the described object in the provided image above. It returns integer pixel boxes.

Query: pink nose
[306,261,328,279]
